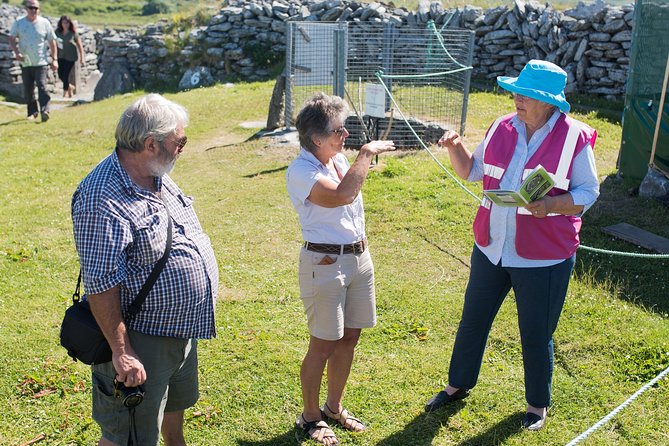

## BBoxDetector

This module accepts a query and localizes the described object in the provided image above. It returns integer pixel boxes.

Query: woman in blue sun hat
[424,60,600,430]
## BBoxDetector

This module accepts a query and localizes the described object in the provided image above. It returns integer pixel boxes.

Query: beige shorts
[298,247,376,341]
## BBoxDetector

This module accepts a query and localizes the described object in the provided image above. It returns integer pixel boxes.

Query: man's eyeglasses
[331,126,346,136]
[162,135,187,149]
[26,6,39,11]
[172,136,188,149]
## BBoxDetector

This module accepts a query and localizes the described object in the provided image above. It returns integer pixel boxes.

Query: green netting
[618,0,669,180]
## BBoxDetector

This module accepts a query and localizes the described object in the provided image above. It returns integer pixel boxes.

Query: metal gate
[285,20,474,148]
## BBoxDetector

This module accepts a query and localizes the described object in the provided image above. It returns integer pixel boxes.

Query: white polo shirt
[286,148,366,244]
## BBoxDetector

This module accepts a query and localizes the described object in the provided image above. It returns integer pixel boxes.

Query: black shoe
[521,412,546,431]
[41,112,49,122]
[424,388,469,412]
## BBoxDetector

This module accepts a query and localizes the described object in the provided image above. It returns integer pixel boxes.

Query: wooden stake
[649,53,669,168]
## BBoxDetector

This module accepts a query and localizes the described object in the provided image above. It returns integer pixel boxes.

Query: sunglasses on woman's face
[26,6,39,11]
[331,126,347,136]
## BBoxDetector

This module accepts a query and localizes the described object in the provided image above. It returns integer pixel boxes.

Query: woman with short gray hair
[287,92,395,445]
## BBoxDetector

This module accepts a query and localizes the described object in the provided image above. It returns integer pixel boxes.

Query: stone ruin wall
[0,0,640,101]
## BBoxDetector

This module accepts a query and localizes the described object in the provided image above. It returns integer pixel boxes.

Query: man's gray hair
[295,92,349,153]
[115,94,189,153]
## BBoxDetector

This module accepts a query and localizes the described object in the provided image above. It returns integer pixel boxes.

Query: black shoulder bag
[60,209,173,365]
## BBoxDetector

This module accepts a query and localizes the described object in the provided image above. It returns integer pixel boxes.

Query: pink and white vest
[472,112,597,260]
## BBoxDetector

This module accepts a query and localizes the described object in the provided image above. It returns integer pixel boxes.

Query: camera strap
[128,407,139,446]
[74,200,173,318]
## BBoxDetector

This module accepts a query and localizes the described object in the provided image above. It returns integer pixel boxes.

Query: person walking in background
[424,60,599,431]
[8,0,57,122]
[72,94,219,445]
[287,92,395,445]
[56,15,84,98]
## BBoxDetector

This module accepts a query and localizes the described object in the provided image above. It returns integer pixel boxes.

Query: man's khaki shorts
[298,247,376,341]
[91,331,198,445]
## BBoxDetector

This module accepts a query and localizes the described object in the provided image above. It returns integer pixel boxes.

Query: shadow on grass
[0,118,29,126]
[243,165,288,178]
[236,429,297,446]
[576,175,669,314]
[457,412,524,446]
[419,233,471,270]
[375,400,466,446]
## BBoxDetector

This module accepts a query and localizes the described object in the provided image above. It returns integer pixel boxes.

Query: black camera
[113,378,145,408]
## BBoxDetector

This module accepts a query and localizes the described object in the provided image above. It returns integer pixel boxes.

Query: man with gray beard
[71,94,219,446]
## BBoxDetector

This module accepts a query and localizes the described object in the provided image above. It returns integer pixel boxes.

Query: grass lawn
[0,82,668,445]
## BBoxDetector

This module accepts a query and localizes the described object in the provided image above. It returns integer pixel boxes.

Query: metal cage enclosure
[285,21,474,148]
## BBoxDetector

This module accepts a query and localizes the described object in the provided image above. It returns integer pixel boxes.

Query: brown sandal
[321,403,366,432]
[296,414,339,445]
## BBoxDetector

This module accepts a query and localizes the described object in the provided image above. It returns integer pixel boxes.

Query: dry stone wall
[1,0,637,100]
[0,4,98,99]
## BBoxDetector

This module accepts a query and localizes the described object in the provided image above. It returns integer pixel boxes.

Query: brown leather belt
[304,240,367,255]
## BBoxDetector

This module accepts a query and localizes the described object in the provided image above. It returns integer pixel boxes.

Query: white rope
[565,364,669,445]
[578,244,669,258]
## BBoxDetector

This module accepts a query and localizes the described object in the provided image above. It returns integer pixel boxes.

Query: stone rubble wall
[1,0,639,100]
[0,4,98,99]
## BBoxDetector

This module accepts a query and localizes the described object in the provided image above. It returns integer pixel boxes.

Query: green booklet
[483,165,555,207]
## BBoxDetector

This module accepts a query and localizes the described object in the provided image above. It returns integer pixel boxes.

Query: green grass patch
[3,0,218,28]
[1,82,668,445]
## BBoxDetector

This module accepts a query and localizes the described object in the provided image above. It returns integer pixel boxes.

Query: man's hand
[50,59,58,71]
[15,52,24,62]
[113,349,147,387]
[87,286,147,386]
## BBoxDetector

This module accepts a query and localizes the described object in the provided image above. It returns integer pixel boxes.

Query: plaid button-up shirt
[72,150,218,339]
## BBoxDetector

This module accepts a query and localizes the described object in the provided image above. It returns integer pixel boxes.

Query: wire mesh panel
[285,20,474,148]
[344,21,474,148]
[285,22,347,127]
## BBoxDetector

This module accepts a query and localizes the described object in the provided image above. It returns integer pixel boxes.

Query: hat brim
[497,76,571,113]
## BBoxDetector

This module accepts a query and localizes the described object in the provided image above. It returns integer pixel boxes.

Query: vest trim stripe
[517,208,561,216]
[483,115,506,154]
[485,164,505,179]
[554,119,582,189]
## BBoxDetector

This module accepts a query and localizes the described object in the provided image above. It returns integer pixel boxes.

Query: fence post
[284,23,294,129]
[334,25,346,99]
[460,30,475,135]
[382,22,396,111]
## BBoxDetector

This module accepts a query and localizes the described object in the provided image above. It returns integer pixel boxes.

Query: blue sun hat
[497,60,571,113]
